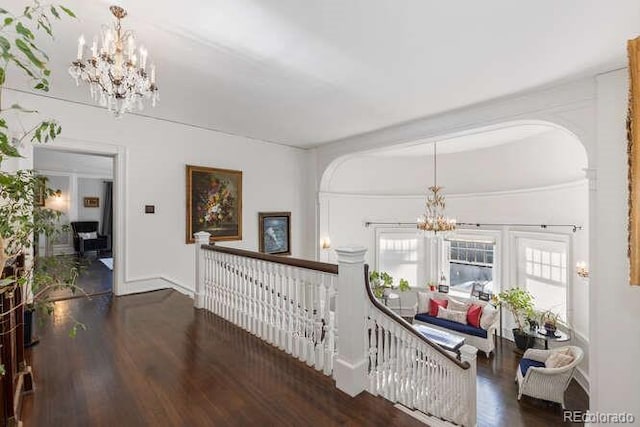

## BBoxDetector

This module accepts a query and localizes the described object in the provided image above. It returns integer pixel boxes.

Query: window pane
[541,251,550,266]
[378,232,418,287]
[518,238,568,321]
[541,264,550,279]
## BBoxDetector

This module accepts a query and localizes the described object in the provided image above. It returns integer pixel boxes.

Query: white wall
[592,69,640,420]
[7,89,312,297]
[327,129,587,195]
[77,178,108,225]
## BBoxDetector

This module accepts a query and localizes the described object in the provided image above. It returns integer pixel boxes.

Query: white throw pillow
[480,304,499,330]
[436,306,467,324]
[417,291,431,314]
[447,298,469,312]
[78,231,97,239]
[545,351,574,368]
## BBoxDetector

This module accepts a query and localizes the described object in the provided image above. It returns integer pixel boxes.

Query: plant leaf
[4,17,13,26]
[0,134,21,158]
[11,57,36,78]
[0,67,4,85]
[15,38,44,69]
[0,36,10,53]
[50,6,60,19]
[59,6,75,18]
[15,22,35,40]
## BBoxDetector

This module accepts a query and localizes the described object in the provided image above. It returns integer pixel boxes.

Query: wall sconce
[320,237,331,250]
[576,261,589,278]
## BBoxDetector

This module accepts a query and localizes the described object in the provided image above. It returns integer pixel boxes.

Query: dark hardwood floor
[23,290,423,427]
[48,257,112,301]
[23,290,588,427]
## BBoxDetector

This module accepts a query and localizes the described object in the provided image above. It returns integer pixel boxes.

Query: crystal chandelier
[68,6,159,117]
[417,142,456,236]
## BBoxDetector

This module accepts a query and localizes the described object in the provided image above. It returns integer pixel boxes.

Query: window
[448,239,495,294]
[516,237,568,321]
[377,230,418,287]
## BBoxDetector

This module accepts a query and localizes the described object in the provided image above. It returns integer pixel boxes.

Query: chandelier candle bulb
[77,35,85,60]
[140,47,147,70]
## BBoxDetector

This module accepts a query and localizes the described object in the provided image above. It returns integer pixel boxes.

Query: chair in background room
[71,221,108,257]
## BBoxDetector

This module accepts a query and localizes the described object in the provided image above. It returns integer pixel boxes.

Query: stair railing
[194,233,477,426]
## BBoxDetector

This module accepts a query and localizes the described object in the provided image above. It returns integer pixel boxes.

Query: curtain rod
[363,221,584,233]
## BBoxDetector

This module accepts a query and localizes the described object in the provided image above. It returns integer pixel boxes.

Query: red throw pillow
[467,304,482,328]
[429,298,448,317]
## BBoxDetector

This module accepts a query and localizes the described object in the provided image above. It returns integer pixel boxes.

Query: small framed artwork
[438,284,449,293]
[479,291,492,301]
[259,212,291,255]
[186,165,243,243]
[84,197,100,208]
[471,282,484,298]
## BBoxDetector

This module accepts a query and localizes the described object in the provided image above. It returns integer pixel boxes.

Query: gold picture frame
[628,37,640,286]
[186,165,243,244]
[83,197,99,208]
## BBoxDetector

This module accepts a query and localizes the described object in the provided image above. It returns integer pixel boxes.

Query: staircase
[193,232,478,426]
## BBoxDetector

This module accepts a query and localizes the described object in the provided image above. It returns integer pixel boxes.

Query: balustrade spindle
[195,242,339,380]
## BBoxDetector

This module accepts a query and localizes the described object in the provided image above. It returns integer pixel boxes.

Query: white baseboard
[118,276,194,298]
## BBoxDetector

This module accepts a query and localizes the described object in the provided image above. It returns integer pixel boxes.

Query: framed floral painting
[186,165,242,243]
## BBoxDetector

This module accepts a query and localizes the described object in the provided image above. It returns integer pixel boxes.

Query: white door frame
[33,138,127,296]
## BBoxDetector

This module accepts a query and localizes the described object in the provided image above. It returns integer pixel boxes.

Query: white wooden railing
[194,234,477,426]
[364,265,477,426]
[194,232,338,375]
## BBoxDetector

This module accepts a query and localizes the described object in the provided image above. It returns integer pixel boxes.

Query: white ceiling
[6,0,640,147]
[34,149,114,177]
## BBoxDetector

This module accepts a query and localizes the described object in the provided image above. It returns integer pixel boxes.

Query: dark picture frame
[83,197,99,208]
[186,165,243,244]
[479,291,492,301]
[438,284,449,293]
[471,282,484,298]
[258,212,291,255]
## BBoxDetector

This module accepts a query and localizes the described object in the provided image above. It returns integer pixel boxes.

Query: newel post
[460,344,478,427]
[334,246,368,397]
[194,232,211,309]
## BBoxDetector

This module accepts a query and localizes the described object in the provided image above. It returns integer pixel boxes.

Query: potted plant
[369,270,410,298]
[497,287,536,350]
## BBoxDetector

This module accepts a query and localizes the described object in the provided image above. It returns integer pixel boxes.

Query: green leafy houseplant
[369,270,410,298]
[0,2,84,373]
[497,287,536,350]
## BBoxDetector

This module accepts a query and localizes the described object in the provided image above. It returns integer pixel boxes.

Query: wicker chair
[516,345,584,409]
